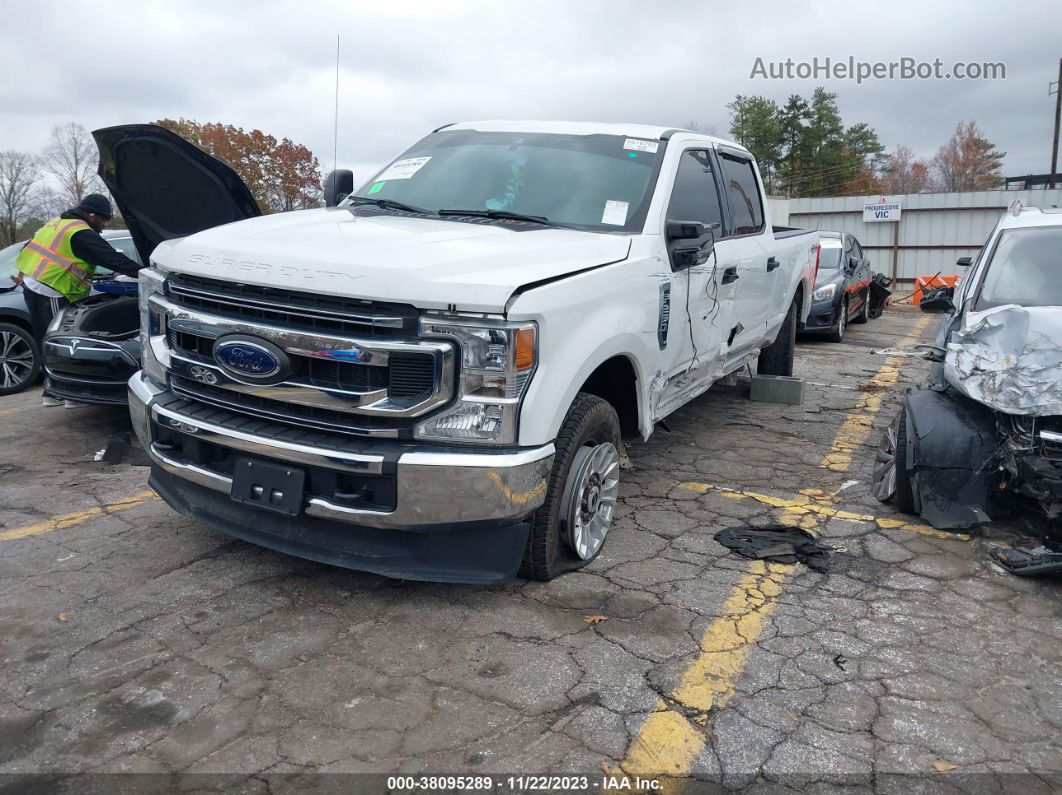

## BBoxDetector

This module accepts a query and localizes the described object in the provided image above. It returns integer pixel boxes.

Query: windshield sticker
[601,200,629,226]
[367,181,385,195]
[623,138,659,154]
[377,156,431,181]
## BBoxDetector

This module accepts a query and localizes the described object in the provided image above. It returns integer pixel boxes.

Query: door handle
[766,256,780,272]
[721,267,739,285]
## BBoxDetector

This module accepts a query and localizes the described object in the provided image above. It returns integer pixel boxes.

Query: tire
[520,393,621,581]
[827,299,847,343]
[757,296,797,377]
[852,290,869,324]
[894,403,916,514]
[0,323,41,397]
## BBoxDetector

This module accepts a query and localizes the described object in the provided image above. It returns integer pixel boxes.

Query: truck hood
[93,124,261,264]
[943,304,1062,416]
[154,209,632,313]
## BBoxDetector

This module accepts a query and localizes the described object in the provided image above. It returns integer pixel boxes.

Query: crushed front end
[998,414,1062,518]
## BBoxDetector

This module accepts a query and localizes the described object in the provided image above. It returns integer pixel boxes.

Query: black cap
[76,193,113,219]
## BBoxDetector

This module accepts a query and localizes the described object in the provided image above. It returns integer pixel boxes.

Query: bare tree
[932,121,1005,192]
[42,122,102,206]
[881,145,933,194]
[686,119,719,136]
[0,151,41,246]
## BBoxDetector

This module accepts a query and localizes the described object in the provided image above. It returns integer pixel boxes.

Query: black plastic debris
[990,544,1062,577]
[868,273,892,319]
[714,525,832,572]
[919,284,955,312]
[98,432,151,467]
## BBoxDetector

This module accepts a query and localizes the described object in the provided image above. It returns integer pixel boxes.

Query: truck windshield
[978,226,1062,308]
[352,130,664,233]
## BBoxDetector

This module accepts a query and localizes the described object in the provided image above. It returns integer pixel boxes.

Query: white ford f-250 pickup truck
[96,121,819,583]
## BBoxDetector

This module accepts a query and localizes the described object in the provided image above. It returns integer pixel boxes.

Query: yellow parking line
[0,490,158,541]
[820,315,932,472]
[675,482,969,542]
[0,405,24,418]
[620,313,935,786]
[622,560,790,787]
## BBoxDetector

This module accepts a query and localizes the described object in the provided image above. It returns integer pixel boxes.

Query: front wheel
[520,393,621,581]
[827,299,848,343]
[0,323,41,396]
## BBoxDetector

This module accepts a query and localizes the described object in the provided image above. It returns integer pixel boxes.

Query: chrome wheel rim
[872,423,898,501]
[0,331,34,390]
[563,442,620,560]
[837,306,846,339]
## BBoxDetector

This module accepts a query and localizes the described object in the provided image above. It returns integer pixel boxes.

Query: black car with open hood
[43,124,261,405]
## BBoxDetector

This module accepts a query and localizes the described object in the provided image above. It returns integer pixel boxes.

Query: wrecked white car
[874,205,1062,528]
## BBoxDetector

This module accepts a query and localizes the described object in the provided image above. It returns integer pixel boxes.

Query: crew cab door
[652,148,734,418]
[715,149,774,360]
[93,124,262,265]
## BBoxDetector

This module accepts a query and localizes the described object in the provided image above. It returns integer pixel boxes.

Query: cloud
[2,0,1057,182]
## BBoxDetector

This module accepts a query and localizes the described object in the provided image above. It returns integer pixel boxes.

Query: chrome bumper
[128,372,553,529]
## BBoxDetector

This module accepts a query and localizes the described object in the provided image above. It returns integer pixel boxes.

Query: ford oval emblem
[213,336,289,383]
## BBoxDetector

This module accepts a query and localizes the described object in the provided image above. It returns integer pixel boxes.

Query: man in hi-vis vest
[15,193,143,405]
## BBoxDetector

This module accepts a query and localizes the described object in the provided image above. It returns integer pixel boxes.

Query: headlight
[138,267,168,385]
[813,284,837,301]
[414,317,537,445]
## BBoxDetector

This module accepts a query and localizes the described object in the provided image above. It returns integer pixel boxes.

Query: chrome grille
[154,279,454,436]
[167,274,418,336]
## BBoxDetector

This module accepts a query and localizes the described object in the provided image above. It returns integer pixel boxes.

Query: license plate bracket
[230,457,305,516]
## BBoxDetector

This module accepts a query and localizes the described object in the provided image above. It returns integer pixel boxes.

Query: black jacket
[60,211,142,278]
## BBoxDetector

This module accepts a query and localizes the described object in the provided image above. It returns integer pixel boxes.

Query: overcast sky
[3,0,1059,186]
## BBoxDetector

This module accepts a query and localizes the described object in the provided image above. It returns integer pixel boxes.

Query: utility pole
[1051,57,1061,189]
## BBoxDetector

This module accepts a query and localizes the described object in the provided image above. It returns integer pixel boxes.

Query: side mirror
[666,220,705,241]
[666,220,718,270]
[324,169,354,207]
[956,256,972,267]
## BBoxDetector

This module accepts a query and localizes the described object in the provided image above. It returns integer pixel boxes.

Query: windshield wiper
[437,208,553,226]
[349,196,432,215]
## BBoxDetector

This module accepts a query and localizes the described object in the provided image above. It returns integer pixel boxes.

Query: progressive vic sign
[863,196,902,222]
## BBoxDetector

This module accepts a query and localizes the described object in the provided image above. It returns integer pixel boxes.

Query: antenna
[332,34,340,179]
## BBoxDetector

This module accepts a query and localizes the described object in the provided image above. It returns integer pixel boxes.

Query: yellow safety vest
[15,216,95,302]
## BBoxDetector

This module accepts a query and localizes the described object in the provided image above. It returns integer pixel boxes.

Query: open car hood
[93,124,261,264]
[944,304,1062,416]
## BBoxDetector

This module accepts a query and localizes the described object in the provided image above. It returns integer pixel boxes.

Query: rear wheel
[757,297,797,377]
[827,299,847,343]
[520,394,621,581]
[0,323,40,396]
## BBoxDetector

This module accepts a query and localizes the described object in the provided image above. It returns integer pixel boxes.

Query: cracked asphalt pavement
[1,305,1059,792]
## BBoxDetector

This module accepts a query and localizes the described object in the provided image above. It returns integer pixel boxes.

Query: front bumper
[800,297,841,333]
[129,372,555,580]
[44,336,140,405]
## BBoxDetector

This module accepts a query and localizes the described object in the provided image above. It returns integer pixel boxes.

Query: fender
[904,387,999,528]
[508,259,660,447]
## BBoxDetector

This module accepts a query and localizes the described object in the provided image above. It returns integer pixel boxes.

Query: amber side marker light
[514,327,536,370]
